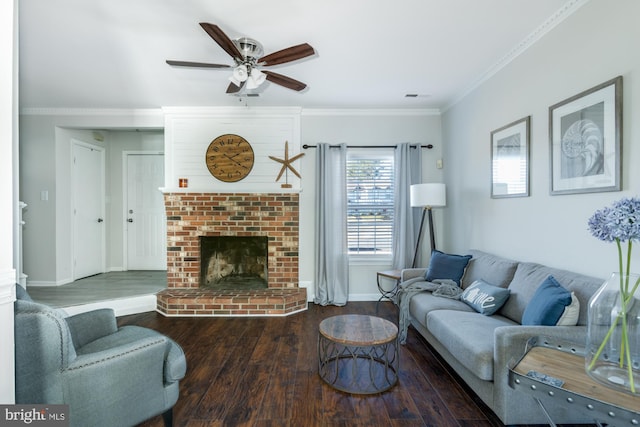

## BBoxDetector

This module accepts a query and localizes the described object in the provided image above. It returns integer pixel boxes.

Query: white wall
[442,0,640,279]
[1,0,16,404]
[301,110,443,299]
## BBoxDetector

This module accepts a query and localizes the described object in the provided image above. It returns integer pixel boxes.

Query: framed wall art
[549,76,622,195]
[491,116,530,198]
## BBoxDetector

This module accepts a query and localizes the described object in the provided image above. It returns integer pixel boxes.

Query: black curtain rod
[302,144,433,149]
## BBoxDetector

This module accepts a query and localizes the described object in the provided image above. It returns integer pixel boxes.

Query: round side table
[318,314,399,394]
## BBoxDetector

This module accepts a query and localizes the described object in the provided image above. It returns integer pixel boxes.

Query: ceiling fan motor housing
[234,37,263,60]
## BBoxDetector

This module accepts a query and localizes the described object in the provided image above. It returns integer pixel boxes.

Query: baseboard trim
[61,294,157,317]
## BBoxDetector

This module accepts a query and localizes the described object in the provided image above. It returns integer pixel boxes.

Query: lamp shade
[410,183,446,208]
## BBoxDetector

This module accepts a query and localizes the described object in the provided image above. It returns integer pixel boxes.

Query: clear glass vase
[585,272,640,395]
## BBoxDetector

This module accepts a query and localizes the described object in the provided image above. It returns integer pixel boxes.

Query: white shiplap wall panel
[163,107,302,193]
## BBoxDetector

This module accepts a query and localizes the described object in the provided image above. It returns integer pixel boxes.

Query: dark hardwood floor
[118,302,592,427]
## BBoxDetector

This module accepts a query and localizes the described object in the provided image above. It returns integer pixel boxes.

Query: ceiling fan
[166,23,315,94]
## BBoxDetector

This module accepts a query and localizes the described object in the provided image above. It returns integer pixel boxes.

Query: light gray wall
[19,111,163,284]
[441,0,640,279]
[19,109,439,300]
[300,111,443,299]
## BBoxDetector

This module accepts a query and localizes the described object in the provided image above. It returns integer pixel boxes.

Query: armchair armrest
[66,335,167,372]
[65,309,118,349]
[401,268,426,281]
[62,336,171,425]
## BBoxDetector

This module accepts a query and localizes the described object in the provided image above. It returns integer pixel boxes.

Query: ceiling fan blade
[262,71,307,91]
[259,43,315,66]
[226,81,245,94]
[166,60,231,69]
[199,23,243,59]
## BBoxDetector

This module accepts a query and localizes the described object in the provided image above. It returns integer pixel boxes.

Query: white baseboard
[348,293,383,301]
[27,277,74,287]
[61,294,157,317]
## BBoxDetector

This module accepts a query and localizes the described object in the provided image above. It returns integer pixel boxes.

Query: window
[346,150,395,258]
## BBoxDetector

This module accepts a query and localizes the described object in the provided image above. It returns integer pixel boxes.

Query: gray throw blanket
[396,277,462,344]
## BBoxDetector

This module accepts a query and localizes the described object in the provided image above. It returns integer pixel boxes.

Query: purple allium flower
[588,198,640,243]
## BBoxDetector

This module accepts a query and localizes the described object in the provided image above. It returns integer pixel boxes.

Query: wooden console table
[509,336,640,426]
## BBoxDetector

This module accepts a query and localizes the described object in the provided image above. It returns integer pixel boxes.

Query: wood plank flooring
[117,302,592,427]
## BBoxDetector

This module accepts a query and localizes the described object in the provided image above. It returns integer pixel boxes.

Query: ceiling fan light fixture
[232,64,249,82]
[246,68,267,90]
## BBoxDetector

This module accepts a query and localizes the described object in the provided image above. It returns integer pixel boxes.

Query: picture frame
[491,116,530,198]
[549,76,622,195]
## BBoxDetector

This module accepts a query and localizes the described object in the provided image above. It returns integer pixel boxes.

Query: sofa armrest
[495,325,586,374]
[401,268,426,281]
[494,325,586,367]
[65,309,118,349]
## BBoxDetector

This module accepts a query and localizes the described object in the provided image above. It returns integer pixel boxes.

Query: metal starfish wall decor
[268,141,305,188]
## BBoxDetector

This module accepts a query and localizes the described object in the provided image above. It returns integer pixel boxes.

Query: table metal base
[318,334,398,394]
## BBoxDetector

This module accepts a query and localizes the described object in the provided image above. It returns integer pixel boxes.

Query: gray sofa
[400,249,603,425]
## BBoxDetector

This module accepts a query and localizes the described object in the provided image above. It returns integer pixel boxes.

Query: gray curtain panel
[391,143,423,270]
[314,143,349,306]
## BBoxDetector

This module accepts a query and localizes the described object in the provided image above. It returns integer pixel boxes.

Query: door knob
[97,218,104,223]
[127,218,133,223]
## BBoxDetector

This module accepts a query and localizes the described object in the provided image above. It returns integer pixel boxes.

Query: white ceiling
[18,0,584,111]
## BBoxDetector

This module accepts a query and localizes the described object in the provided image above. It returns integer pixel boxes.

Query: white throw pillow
[555,292,580,326]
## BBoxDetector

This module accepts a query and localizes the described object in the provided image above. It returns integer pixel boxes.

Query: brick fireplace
[156,193,307,316]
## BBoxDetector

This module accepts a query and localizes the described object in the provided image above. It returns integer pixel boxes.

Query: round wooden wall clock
[205,134,255,182]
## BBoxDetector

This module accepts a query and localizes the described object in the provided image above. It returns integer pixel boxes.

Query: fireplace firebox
[200,236,268,290]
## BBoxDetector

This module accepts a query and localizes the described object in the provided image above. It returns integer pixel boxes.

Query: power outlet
[436,159,443,169]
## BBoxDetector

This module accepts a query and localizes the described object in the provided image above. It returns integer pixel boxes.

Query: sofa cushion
[409,292,474,329]
[522,275,572,325]
[499,262,603,325]
[425,250,472,286]
[426,310,518,380]
[461,280,510,315]
[461,250,518,289]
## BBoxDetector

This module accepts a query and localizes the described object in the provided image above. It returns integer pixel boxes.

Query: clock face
[205,134,255,182]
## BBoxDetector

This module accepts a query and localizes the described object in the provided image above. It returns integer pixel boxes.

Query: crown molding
[162,106,302,117]
[444,0,591,112]
[20,107,164,117]
[301,108,440,117]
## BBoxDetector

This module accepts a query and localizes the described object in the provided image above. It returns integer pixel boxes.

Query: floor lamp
[410,183,446,268]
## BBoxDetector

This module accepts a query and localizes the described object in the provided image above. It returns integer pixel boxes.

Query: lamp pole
[412,206,436,268]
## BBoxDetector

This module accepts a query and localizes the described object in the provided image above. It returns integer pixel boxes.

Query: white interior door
[72,142,105,279]
[125,153,166,270]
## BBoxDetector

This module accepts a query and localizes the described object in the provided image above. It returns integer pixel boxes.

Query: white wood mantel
[163,107,303,193]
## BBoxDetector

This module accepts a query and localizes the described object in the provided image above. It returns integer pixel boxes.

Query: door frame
[71,139,106,280]
[122,150,165,271]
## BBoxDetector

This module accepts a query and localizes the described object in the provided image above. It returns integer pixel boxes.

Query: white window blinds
[346,151,395,256]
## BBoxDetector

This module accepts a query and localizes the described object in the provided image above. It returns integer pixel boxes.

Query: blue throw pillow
[522,275,572,325]
[461,279,510,315]
[425,250,472,286]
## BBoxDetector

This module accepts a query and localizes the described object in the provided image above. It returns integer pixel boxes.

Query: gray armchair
[14,285,186,427]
